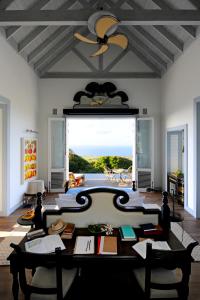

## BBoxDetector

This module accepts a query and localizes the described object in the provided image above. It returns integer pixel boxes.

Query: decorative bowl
[88,224,106,234]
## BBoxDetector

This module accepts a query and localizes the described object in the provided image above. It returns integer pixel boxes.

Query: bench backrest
[43,187,160,228]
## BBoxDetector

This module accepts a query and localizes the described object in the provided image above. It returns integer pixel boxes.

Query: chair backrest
[145,241,198,299]
[10,243,67,300]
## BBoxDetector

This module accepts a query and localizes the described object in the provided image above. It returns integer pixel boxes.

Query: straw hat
[48,219,66,235]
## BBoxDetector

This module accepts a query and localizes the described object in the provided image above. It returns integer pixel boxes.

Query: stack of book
[140,223,163,236]
[61,223,75,239]
[119,225,137,241]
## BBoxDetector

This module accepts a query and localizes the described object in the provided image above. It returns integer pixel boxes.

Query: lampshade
[27,180,45,195]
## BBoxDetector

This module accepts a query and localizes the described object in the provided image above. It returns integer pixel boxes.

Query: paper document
[74,236,95,254]
[143,204,161,210]
[25,234,65,254]
[132,238,170,259]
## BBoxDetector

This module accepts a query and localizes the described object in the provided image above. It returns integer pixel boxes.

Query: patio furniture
[122,166,132,182]
[103,166,114,181]
[69,172,85,188]
[112,168,126,182]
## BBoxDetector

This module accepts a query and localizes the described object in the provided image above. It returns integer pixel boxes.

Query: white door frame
[194,97,200,218]
[136,117,154,191]
[165,125,188,211]
[0,96,10,216]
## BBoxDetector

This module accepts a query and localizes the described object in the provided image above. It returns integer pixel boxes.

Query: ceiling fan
[74,11,128,57]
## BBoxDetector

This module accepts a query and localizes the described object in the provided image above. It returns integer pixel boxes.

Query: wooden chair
[10,243,77,300]
[133,241,198,300]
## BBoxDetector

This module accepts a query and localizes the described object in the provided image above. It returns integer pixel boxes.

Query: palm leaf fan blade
[91,44,109,57]
[108,34,128,49]
[74,32,97,44]
[95,16,119,39]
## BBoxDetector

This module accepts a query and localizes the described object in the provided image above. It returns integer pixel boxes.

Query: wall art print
[21,137,38,183]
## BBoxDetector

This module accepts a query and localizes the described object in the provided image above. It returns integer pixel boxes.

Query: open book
[25,235,65,253]
[132,238,171,259]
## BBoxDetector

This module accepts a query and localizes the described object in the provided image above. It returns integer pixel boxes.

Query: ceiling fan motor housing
[97,35,108,44]
[88,11,118,36]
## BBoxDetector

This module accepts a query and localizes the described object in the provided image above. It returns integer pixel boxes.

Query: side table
[17,216,34,228]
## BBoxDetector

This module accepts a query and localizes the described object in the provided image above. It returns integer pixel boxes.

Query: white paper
[132,239,170,259]
[74,236,94,254]
[143,204,161,210]
[25,235,65,253]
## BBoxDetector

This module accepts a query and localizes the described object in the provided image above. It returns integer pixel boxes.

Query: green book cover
[120,225,136,239]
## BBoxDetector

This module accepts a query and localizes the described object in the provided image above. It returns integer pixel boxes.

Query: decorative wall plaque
[73,82,129,108]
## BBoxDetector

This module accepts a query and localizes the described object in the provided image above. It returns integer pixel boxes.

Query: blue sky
[68,118,135,146]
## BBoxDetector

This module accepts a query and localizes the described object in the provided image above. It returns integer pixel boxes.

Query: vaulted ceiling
[0,0,200,78]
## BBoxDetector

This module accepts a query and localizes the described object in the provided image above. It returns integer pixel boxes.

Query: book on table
[99,236,117,255]
[132,238,171,259]
[119,225,137,241]
[74,236,95,254]
[61,223,75,239]
[140,223,163,235]
[25,234,65,253]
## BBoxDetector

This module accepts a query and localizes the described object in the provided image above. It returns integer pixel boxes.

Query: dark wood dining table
[7,227,184,300]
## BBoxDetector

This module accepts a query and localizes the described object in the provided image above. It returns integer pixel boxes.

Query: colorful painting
[21,138,38,183]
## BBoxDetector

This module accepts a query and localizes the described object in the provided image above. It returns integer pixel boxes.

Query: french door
[136,118,154,191]
[48,116,154,192]
[48,118,66,192]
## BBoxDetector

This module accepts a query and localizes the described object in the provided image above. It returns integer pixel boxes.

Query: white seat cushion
[30,266,77,300]
[133,267,179,299]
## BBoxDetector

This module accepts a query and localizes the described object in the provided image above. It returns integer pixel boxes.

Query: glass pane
[137,119,152,169]
[51,120,65,169]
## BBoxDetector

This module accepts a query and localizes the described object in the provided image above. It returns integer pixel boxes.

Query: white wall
[161,36,200,217]
[0,33,39,215]
[38,78,161,188]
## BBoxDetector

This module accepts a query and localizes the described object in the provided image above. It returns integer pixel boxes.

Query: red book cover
[97,236,101,254]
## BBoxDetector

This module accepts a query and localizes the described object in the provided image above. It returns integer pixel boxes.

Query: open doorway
[66,117,135,188]
[166,125,187,208]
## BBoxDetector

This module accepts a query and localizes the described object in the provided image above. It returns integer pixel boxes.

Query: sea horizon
[70,145,132,157]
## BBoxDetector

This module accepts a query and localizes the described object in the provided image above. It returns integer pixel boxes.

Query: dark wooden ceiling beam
[36,27,88,74]
[104,48,129,72]
[122,27,167,70]
[18,26,47,53]
[188,0,200,9]
[5,0,51,39]
[34,27,76,70]
[73,48,98,72]
[0,0,15,10]
[154,25,183,51]
[1,10,200,25]
[128,44,161,77]
[40,72,160,79]
[28,26,68,63]
[123,0,184,51]
[133,26,174,62]
[152,0,196,37]
[28,0,98,65]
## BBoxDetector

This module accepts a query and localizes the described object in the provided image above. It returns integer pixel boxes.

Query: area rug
[0,224,30,265]
[171,222,200,262]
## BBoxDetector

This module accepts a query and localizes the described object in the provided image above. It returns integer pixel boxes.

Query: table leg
[12,270,19,300]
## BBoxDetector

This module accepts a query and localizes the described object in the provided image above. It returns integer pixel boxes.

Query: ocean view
[70,145,132,157]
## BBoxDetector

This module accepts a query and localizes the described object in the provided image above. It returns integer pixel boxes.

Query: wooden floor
[0,191,200,299]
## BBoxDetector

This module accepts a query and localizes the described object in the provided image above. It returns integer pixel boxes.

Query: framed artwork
[21,137,38,183]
